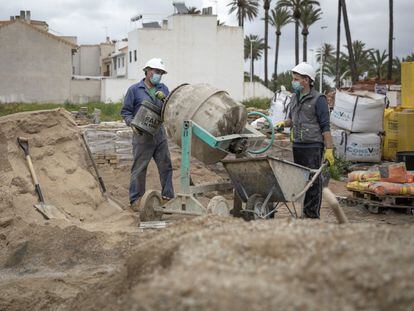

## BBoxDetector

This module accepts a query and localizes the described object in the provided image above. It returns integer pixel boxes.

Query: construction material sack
[269,88,292,131]
[346,181,371,192]
[348,170,380,182]
[333,130,382,162]
[368,182,414,196]
[345,133,382,162]
[379,162,408,183]
[331,128,346,158]
[331,91,385,133]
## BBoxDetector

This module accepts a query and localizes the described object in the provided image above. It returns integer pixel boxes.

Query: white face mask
[150,73,162,85]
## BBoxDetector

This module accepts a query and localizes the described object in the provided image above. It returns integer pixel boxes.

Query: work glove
[155,91,166,102]
[275,121,285,132]
[324,148,335,166]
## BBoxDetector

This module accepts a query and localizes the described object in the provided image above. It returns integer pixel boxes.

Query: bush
[329,155,352,181]
[241,97,272,110]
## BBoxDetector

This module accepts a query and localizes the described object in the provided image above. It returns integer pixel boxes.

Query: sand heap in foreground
[0,109,126,224]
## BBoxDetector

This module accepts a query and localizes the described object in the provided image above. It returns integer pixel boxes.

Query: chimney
[20,10,25,20]
[162,19,168,29]
[106,36,110,43]
[10,16,15,21]
[25,11,31,22]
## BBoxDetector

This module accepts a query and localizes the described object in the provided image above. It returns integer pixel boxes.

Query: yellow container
[397,110,414,152]
[401,62,414,108]
[382,108,398,160]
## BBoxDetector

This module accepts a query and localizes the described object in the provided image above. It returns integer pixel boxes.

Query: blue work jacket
[121,79,169,142]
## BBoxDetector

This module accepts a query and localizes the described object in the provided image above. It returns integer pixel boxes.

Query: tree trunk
[274,32,280,81]
[387,0,393,80]
[340,0,358,83]
[264,9,269,86]
[295,19,299,65]
[302,32,308,62]
[335,0,342,88]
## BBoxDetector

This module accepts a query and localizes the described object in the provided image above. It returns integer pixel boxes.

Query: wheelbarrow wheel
[140,190,163,221]
[243,194,270,221]
[207,196,230,216]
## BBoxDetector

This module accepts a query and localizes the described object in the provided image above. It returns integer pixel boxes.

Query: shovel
[17,137,67,220]
[81,132,124,211]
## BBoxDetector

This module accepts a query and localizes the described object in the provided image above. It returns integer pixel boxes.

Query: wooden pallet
[348,190,414,214]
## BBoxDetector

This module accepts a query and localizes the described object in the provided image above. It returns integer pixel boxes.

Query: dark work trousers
[129,131,174,205]
[292,146,323,218]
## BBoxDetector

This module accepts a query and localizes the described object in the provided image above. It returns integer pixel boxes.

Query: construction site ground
[1,109,413,311]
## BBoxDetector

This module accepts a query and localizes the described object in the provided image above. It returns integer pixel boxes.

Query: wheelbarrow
[222,156,327,220]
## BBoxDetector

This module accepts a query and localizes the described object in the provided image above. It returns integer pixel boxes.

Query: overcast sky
[2,0,413,78]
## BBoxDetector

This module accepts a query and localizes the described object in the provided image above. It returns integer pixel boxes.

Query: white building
[127,14,244,100]
[111,40,128,78]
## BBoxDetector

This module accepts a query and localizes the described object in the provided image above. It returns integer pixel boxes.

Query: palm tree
[342,40,372,80]
[315,43,335,88]
[277,0,320,65]
[340,0,358,83]
[263,0,273,87]
[335,0,342,88]
[387,0,394,80]
[299,4,322,62]
[370,49,388,80]
[324,55,349,87]
[268,7,292,81]
[187,7,201,14]
[244,35,266,78]
[227,0,259,27]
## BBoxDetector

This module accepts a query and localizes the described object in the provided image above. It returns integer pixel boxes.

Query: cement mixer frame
[140,113,275,219]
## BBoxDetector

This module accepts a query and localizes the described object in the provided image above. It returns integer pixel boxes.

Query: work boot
[130,198,141,212]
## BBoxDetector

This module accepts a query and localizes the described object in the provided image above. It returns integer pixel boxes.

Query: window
[122,56,124,67]
[129,51,132,63]
[134,50,137,62]
[118,58,120,69]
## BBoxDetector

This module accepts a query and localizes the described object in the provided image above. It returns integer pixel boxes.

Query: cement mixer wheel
[207,196,230,216]
[243,194,270,221]
[140,190,163,221]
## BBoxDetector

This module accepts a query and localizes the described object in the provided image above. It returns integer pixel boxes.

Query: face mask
[150,73,162,85]
[292,80,303,92]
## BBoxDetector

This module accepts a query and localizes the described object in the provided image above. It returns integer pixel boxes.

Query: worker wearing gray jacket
[276,62,334,218]
[120,58,174,212]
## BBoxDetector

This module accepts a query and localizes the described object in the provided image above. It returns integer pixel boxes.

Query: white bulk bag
[345,133,382,162]
[331,91,385,133]
[269,88,292,125]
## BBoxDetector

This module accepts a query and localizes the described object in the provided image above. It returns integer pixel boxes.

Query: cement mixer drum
[163,83,247,164]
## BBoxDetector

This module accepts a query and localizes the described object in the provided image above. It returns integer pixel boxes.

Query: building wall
[73,45,101,76]
[127,15,244,100]
[0,21,73,103]
[101,78,138,103]
[243,82,274,100]
[70,79,101,103]
[100,42,114,76]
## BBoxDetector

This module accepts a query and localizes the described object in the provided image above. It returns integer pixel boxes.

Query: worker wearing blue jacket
[120,58,174,213]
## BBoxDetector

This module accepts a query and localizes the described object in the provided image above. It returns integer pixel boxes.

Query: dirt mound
[61,216,414,311]
[0,109,134,226]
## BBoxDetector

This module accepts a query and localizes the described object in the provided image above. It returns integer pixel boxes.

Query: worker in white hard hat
[275,62,334,218]
[120,58,174,218]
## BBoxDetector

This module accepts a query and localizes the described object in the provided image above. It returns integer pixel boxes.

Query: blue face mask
[150,73,162,85]
[291,80,303,92]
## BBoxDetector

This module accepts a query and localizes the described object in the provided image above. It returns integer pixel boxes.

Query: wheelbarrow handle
[293,161,328,200]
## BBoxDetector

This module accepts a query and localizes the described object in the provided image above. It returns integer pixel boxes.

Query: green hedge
[0,102,123,121]
[241,97,272,110]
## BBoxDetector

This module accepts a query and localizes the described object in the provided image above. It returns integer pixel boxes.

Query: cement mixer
[139,83,275,219]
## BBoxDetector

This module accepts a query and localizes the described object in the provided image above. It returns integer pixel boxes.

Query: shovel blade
[34,203,67,220]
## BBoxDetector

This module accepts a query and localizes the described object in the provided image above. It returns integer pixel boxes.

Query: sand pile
[0,109,133,226]
[60,216,414,311]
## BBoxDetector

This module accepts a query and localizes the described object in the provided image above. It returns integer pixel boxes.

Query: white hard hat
[143,58,167,74]
[291,62,316,81]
